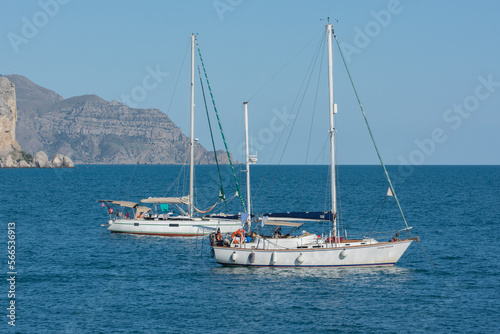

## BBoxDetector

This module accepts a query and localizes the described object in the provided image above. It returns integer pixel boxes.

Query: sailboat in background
[98,34,241,237]
[211,22,418,266]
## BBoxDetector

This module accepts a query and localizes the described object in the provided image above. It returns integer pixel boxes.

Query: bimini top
[135,206,151,217]
[97,200,139,208]
[113,200,139,208]
[141,196,190,205]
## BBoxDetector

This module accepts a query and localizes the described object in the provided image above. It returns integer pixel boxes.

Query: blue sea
[1,165,499,333]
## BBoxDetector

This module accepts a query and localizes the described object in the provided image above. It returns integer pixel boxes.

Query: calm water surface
[1,165,499,333]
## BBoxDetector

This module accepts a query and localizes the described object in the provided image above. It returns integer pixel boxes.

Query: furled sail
[263,211,334,221]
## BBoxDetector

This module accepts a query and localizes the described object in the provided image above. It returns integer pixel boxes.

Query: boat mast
[189,33,195,217]
[326,22,337,239]
[244,102,251,231]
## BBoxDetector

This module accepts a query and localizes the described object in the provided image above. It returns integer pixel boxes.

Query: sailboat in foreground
[211,22,418,266]
[98,34,241,237]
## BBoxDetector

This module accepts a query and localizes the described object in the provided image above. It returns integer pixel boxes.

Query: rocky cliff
[0,77,20,153]
[0,76,74,168]
[2,74,229,164]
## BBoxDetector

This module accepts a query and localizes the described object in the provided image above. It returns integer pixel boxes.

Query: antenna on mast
[321,17,338,23]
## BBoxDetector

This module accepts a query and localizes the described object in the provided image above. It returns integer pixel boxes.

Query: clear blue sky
[1,0,499,165]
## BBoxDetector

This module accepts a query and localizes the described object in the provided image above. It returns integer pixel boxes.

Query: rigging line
[227,106,244,159]
[333,29,410,232]
[197,66,228,211]
[183,78,191,197]
[260,30,327,207]
[201,194,238,215]
[237,163,246,212]
[253,30,327,200]
[299,37,326,209]
[204,193,239,215]
[222,193,238,205]
[335,147,343,232]
[254,30,327,204]
[334,106,344,233]
[323,156,329,217]
[312,134,329,164]
[182,153,188,196]
[417,240,437,269]
[194,37,247,212]
[193,163,198,213]
[247,28,323,102]
[345,196,387,229]
[182,128,192,198]
[163,140,191,197]
[121,163,139,200]
[368,196,387,235]
[166,39,190,116]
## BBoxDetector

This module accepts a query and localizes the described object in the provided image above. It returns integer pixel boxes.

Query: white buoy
[231,251,238,262]
[108,220,113,225]
[297,253,305,264]
[340,249,348,259]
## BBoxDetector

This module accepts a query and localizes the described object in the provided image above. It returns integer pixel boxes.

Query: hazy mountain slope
[1,74,228,164]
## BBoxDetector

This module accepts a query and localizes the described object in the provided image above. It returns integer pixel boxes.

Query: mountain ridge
[1,74,230,165]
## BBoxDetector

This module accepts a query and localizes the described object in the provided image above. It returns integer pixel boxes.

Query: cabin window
[169,224,179,227]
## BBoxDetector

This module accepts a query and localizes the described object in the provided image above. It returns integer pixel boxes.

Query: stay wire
[166,39,190,116]
[368,196,387,235]
[247,28,323,102]
[121,163,138,200]
[253,30,325,201]
[332,29,410,232]
[417,240,437,269]
[262,31,326,205]
[197,65,228,211]
[254,30,326,207]
[335,143,343,234]
[345,196,386,229]
[299,36,325,209]
[164,141,190,197]
[195,37,247,213]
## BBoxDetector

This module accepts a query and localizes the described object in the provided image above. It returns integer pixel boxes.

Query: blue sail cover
[263,211,334,221]
[206,213,255,220]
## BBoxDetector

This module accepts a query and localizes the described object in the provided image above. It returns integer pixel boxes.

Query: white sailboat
[98,34,241,237]
[211,22,418,266]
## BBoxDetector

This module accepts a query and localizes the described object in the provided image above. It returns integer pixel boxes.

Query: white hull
[108,218,241,237]
[213,239,413,267]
